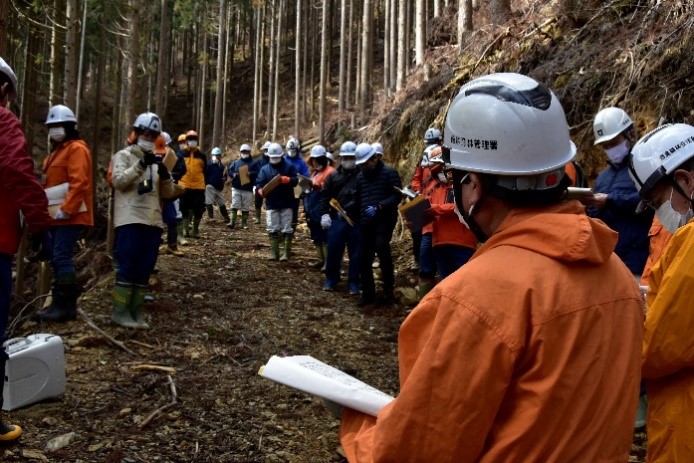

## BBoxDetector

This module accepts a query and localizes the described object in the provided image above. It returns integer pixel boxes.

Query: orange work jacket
[42,139,94,227]
[340,201,643,463]
[640,216,672,286]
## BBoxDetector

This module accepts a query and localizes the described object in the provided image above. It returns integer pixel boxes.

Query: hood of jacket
[476,200,618,265]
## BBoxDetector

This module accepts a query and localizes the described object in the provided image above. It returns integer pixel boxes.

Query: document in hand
[45,182,87,216]
[239,165,251,185]
[399,195,431,233]
[259,355,395,417]
[262,175,282,195]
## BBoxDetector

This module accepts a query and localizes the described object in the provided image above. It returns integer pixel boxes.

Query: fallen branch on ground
[77,308,138,356]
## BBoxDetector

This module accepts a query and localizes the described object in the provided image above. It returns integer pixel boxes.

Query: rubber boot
[37,274,78,322]
[0,359,22,443]
[130,284,151,329]
[241,211,249,229]
[192,216,201,239]
[268,233,280,260]
[182,212,192,238]
[165,243,184,256]
[177,222,189,245]
[254,208,262,224]
[112,282,140,328]
[310,244,325,269]
[417,277,436,300]
[635,394,648,429]
[227,209,238,229]
[206,204,214,219]
[280,233,293,262]
[219,205,230,224]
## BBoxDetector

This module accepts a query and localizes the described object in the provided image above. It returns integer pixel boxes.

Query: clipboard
[399,195,431,232]
[262,175,282,196]
[239,165,251,185]
[45,182,87,216]
[163,149,178,171]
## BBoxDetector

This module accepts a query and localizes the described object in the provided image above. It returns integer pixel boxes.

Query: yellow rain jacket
[642,218,694,463]
[179,148,207,190]
[340,201,643,463]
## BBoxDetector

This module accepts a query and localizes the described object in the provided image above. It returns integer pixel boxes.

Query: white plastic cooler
[2,333,66,410]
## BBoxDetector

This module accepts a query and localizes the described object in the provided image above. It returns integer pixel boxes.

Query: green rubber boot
[227,209,238,229]
[280,233,293,262]
[130,284,151,329]
[254,208,262,224]
[112,282,139,328]
[310,244,325,268]
[182,212,192,238]
[177,222,188,245]
[241,211,249,229]
[417,277,436,300]
[269,233,281,260]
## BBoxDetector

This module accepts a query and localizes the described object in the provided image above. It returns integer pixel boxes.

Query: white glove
[53,209,70,220]
[320,214,332,230]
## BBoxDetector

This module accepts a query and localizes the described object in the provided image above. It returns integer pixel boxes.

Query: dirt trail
[4,216,405,462]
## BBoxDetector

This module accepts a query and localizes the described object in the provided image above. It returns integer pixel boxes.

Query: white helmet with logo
[444,72,575,179]
[133,112,162,134]
[286,138,300,151]
[45,105,77,125]
[339,141,357,156]
[355,143,376,165]
[424,128,442,144]
[629,123,694,199]
[593,107,634,145]
[372,142,384,155]
[267,142,284,158]
[240,143,251,153]
[0,57,18,101]
[310,144,327,158]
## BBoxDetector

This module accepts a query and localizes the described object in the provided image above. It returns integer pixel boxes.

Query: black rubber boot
[219,205,230,223]
[37,274,78,323]
[206,204,214,218]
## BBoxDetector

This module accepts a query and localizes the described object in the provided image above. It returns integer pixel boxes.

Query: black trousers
[359,214,397,299]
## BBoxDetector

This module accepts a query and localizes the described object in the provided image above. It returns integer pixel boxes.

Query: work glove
[139,151,157,168]
[53,209,70,220]
[320,214,332,230]
[157,161,171,180]
[279,175,291,184]
[30,230,53,262]
[363,205,378,218]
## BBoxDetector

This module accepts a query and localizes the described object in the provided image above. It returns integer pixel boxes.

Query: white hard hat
[326,152,335,161]
[339,141,357,156]
[443,72,576,176]
[355,143,376,165]
[240,143,251,153]
[424,128,442,144]
[286,138,299,151]
[629,123,694,199]
[211,147,222,156]
[372,142,384,154]
[267,142,284,158]
[593,107,634,145]
[0,57,18,101]
[133,112,162,134]
[162,131,172,145]
[45,105,77,125]
[261,141,271,151]
[310,144,327,158]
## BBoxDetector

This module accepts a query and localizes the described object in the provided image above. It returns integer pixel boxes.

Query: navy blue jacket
[228,157,257,191]
[355,160,402,225]
[257,159,299,210]
[206,159,226,190]
[285,154,310,177]
[587,160,653,274]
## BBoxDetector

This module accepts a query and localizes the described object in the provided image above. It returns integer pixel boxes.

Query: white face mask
[49,127,66,143]
[656,188,694,234]
[188,140,198,148]
[137,137,155,152]
[288,149,297,158]
[179,143,186,151]
[604,139,630,164]
[341,159,356,170]
[211,155,218,164]
[269,157,281,165]
[241,153,251,159]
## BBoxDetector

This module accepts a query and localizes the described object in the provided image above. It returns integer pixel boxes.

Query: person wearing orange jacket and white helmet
[0,56,53,443]
[338,73,643,462]
[36,104,94,322]
[178,130,207,239]
[628,123,694,463]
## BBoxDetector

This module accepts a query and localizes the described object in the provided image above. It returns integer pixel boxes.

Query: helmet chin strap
[453,175,489,243]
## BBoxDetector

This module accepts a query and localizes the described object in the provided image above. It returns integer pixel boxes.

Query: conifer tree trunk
[125,0,140,129]
[359,0,371,124]
[212,0,226,148]
[198,33,207,144]
[64,0,78,109]
[266,0,275,139]
[338,0,347,112]
[458,0,473,44]
[272,0,283,140]
[396,0,407,91]
[253,6,261,144]
[490,0,511,26]
[389,0,397,93]
[383,0,390,96]
[414,0,425,66]
[346,0,354,110]
[50,0,67,106]
[155,0,170,114]
[295,0,302,138]
[318,0,329,142]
